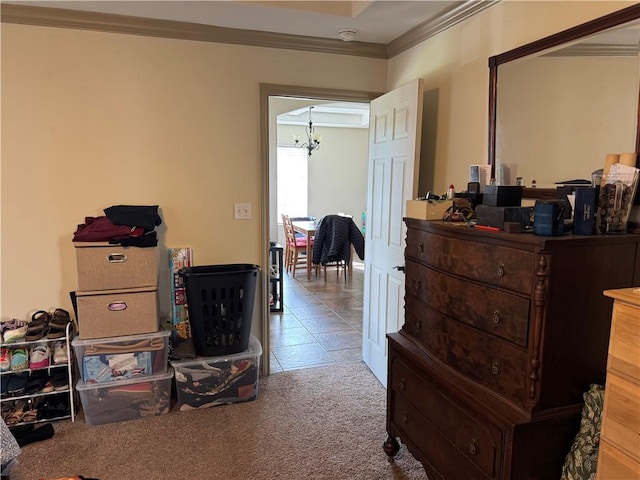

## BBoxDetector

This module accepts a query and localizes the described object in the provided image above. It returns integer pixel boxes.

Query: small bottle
[447,184,455,200]
[531,179,537,188]
[516,177,524,186]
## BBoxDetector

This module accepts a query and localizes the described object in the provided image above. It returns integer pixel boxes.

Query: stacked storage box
[171,335,262,411]
[171,264,262,412]
[74,242,171,424]
[74,242,160,339]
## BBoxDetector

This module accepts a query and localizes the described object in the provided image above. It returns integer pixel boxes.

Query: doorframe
[259,83,382,375]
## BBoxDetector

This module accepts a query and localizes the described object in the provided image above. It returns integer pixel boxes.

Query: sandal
[31,310,51,325]
[21,400,39,422]
[25,310,50,341]
[25,324,48,341]
[6,400,27,425]
[47,308,73,339]
[50,308,71,328]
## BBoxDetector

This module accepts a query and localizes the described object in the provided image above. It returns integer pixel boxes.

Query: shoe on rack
[10,348,28,371]
[29,344,50,370]
[0,347,10,371]
[52,370,69,391]
[21,399,39,423]
[1,319,29,343]
[52,341,68,365]
[1,375,9,398]
[5,399,27,425]
[39,375,54,394]
[7,371,29,397]
[25,310,51,341]
[47,308,73,339]
[25,371,47,395]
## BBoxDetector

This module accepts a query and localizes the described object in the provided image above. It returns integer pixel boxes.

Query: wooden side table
[269,244,284,312]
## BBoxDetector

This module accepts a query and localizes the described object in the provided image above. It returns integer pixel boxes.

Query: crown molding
[0,3,388,58]
[543,43,639,57]
[0,2,498,59]
[386,0,501,58]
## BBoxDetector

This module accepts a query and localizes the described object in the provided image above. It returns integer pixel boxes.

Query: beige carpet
[9,362,428,480]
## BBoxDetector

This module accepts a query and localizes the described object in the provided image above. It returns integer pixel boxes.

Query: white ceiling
[6,1,460,44]
[278,102,371,129]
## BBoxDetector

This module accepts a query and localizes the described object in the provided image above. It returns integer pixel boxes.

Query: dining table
[291,219,317,279]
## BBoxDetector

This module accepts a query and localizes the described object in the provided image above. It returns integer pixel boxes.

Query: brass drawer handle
[415,320,422,330]
[469,439,478,455]
[402,413,409,424]
[492,310,500,324]
[399,379,406,391]
[491,361,500,375]
[414,279,421,291]
[418,242,424,253]
[496,263,505,277]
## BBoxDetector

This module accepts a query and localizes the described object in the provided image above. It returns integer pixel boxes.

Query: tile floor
[269,262,364,373]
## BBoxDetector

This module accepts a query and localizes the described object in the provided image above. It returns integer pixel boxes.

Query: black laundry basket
[179,264,259,356]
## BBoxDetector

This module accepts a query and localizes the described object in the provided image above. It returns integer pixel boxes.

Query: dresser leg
[383,435,400,462]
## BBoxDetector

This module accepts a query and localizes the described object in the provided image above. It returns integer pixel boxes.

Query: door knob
[393,265,405,273]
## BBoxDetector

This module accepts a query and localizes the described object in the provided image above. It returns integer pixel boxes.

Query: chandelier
[293,106,322,157]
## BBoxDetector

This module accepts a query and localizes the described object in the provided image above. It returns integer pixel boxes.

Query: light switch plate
[234,203,252,220]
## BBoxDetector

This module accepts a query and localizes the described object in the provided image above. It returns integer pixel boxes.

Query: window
[277,146,308,220]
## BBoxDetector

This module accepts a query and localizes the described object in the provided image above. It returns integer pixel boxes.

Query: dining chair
[282,214,311,277]
[289,216,316,241]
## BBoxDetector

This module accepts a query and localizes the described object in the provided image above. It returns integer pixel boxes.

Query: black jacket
[312,215,365,266]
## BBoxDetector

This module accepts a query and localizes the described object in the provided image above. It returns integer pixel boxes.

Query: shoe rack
[0,322,76,426]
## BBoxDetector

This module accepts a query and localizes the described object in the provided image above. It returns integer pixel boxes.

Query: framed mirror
[488,4,640,200]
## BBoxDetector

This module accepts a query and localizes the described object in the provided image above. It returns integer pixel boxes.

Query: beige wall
[388,0,638,194]
[276,124,368,222]
[0,24,386,340]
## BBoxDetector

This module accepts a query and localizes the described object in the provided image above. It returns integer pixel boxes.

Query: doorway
[259,84,381,375]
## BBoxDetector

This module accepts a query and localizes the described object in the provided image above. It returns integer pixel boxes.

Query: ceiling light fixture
[337,28,358,42]
[293,106,322,157]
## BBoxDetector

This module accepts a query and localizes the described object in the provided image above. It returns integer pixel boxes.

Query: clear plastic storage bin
[171,336,262,411]
[72,330,170,383]
[76,368,173,425]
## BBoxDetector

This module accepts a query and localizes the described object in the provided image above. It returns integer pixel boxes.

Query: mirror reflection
[494,18,640,188]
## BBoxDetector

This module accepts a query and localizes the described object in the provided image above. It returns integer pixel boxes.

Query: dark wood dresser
[384,219,640,480]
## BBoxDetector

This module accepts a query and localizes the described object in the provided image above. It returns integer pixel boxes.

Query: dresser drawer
[393,395,494,480]
[406,261,530,347]
[600,374,640,461]
[607,301,640,381]
[405,229,534,295]
[391,357,500,478]
[597,439,640,480]
[448,320,529,407]
[403,294,448,362]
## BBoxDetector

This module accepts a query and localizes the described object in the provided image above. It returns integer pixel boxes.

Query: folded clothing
[83,351,154,383]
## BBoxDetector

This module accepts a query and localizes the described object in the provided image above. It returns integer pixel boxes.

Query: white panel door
[362,79,423,385]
